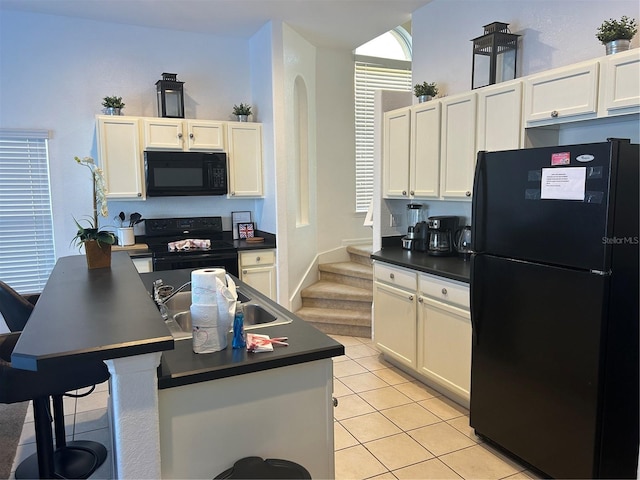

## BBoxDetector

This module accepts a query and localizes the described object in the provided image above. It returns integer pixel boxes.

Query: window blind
[0,130,55,293]
[355,59,411,213]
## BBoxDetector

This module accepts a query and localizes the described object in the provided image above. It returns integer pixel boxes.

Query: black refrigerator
[470,139,639,479]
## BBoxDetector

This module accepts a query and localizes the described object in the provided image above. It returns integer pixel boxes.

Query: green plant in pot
[414,82,439,102]
[71,156,115,268]
[596,16,637,55]
[232,103,252,121]
[102,95,125,115]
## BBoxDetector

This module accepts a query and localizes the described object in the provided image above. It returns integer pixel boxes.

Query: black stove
[145,217,238,275]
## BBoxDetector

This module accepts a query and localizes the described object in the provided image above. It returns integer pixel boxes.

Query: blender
[402,203,424,250]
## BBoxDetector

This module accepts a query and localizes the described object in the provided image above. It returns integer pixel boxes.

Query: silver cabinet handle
[231,191,235,196]
[242,270,248,274]
[551,110,559,118]
[442,288,448,295]
[137,192,142,197]
[410,190,415,196]
[409,295,414,301]
[333,397,338,407]
[465,191,471,197]
[402,190,407,196]
[189,133,194,138]
[256,256,261,262]
[177,132,183,138]
[390,273,395,279]
[418,297,423,303]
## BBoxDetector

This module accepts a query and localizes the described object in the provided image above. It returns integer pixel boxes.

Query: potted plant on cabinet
[232,103,252,122]
[102,95,126,115]
[413,82,439,103]
[115,212,143,246]
[72,156,116,269]
[596,16,637,55]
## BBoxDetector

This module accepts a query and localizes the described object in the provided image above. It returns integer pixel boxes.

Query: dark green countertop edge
[372,245,471,284]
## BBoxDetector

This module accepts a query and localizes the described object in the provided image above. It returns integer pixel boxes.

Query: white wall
[0,10,256,259]
[316,48,373,251]
[282,24,318,305]
[412,0,640,98]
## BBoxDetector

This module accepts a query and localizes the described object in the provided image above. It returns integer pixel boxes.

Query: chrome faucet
[153,279,191,320]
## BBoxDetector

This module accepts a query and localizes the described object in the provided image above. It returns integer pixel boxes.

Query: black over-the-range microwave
[145,151,228,197]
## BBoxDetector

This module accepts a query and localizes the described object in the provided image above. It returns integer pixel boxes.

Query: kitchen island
[12,253,343,479]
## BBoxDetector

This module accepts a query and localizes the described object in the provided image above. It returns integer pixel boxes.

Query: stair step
[301,281,372,302]
[347,245,374,266]
[295,307,371,327]
[319,261,372,279]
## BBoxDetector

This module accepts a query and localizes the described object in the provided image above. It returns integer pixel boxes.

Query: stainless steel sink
[160,289,291,340]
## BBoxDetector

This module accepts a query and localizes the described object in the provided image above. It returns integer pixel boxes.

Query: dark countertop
[11,253,174,372]
[232,230,277,251]
[372,246,471,283]
[139,268,344,389]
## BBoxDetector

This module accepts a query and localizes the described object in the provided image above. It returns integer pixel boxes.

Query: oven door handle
[154,252,237,262]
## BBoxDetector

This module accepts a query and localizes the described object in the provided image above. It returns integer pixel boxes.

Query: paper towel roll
[190,304,219,327]
[192,325,228,353]
[191,268,226,305]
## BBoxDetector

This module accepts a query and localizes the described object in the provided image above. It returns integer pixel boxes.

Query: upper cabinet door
[477,80,523,152]
[524,61,599,125]
[410,101,441,199]
[186,120,226,151]
[96,116,145,200]
[143,118,184,150]
[227,122,263,197]
[383,107,411,199]
[601,49,640,115]
[440,92,477,200]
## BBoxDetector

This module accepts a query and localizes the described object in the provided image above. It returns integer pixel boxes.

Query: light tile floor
[11,334,539,479]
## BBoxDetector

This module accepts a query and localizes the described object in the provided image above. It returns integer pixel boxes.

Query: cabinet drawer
[239,250,275,267]
[374,263,417,291]
[419,273,469,309]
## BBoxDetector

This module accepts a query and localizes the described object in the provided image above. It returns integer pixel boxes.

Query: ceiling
[0,0,432,49]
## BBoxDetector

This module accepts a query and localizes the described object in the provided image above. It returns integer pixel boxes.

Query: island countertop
[11,253,174,372]
[139,268,345,389]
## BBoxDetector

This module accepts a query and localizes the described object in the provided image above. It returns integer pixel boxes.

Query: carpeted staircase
[295,245,373,338]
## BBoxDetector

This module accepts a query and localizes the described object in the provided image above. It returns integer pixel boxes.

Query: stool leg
[33,396,55,478]
[52,394,67,449]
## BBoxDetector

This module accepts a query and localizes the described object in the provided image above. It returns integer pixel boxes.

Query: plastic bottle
[232,306,246,349]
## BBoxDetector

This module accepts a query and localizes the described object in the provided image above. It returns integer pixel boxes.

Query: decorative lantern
[471,22,520,90]
[155,73,185,118]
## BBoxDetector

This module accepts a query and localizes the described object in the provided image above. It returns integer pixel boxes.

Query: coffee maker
[426,216,459,256]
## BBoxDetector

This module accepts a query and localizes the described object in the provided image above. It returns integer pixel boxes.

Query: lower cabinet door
[241,265,276,301]
[417,296,471,402]
[373,281,417,369]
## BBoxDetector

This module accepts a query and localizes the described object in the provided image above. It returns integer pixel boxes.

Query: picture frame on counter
[232,211,251,240]
[238,222,255,239]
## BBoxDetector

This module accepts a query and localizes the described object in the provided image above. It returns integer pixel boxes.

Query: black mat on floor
[0,401,28,479]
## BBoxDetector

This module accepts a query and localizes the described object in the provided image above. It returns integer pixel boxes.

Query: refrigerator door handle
[470,254,481,345]
[472,151,487,253]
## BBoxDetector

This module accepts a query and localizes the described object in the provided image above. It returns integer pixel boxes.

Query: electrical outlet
[389,213,401,227]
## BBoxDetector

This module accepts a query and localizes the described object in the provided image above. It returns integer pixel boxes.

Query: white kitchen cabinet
[226,122,263,197]
[524,60,600,126]
[239,249,276,301]
[132,256,153,273]
[143,118,226,151]
[601,49,640,116]
[417,297,471,404]
[440,92,477,200]
[410,101,441,198]
[373,262,417,369]
[476,80,523,152]
[382,107,411,199]
[417,273,471,405]
[96,115,145,200]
